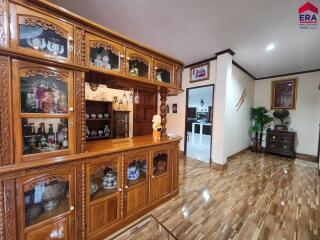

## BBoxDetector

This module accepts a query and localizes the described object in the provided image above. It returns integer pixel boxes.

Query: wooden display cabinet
[16,165,75,240]
[153,59,174,86]
[85,100,113,141]
[85,33,125,75]
[86,155,122,238]
[125,48,152,81]
[10,3,74,64]
[124,150,149,217]
[12,60,75,163]
[151,145,171,203]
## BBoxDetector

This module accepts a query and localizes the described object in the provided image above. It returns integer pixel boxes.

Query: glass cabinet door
[12,60,74,162]
[154,60,173,85]
[10,3,74,63]
[87,156,122,235]
[16,166,75,239]
[124,151,149,217]
[86,33,124,75]
[88,158,121,202]
[126,48,152,81]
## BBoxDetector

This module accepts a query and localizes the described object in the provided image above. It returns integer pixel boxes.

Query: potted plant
[249,107,273,152]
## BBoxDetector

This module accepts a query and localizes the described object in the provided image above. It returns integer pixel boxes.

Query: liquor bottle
[47,123,55,145]
[56,123,63,148]
[62,130,68,149]
[39,123,47,148]
[29,123,37,151]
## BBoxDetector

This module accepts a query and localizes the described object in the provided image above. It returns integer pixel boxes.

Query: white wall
[166,60,216,151]
[226,66,255,156]
[254,71,320,156]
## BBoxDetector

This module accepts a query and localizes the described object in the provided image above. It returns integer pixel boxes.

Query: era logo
[298,2,318,28]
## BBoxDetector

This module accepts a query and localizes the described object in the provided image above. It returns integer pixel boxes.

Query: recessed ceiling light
[266,44,275,51]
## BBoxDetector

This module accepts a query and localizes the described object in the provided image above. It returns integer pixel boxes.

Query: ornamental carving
[21,15,68,39]
[24,68,67,81]
[0,182,4,240]
[91,160,118,176]
[75,71,85,153]
[0,0,8,48]
[24,175,67,192]
[3,180,16,240]
[91,41,118,55]
[128,55,149,65]
[159,87,168,134]
[76,166,86,240]
[0,57,13,165]
[75,28,86,66]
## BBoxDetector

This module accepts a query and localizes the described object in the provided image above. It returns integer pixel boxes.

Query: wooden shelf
[86,118,110,121]
[86,136,111,141]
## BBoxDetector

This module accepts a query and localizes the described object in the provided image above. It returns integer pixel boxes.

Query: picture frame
[271,78,297,110]
[172,104,178,113]
[190,62,210,82]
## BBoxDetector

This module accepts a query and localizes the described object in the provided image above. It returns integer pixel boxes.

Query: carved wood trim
[24,175,67,192]
[20,15,68,38]
[22,68,68,81]
[75,71,85,153]
[0,56,14,166]
[90,41,119,55]
[3,179,17,240]
[75,27,85,66]
[128,55,149,66]
[76,164,86,240]
[159,87,168,134]
[0,182,4,240]
[0,0,8,48]
[91,160,119,176]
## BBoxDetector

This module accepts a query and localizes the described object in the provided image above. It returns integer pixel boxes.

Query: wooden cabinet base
[88,190,178,240]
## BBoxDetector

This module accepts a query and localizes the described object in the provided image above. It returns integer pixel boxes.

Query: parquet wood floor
[114,151,320,240]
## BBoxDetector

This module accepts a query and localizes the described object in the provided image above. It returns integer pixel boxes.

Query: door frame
[184,84,215,164]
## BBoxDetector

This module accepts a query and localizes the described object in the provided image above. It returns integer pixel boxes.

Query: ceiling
[50,0,320,79]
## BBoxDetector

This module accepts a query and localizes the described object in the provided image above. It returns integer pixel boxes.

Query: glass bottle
[47,123,55,145]
[56,123,63,148]
[62,130,68,149]
[39,123,47,148]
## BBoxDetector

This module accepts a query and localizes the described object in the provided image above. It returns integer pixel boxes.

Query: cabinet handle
[126,57,130,60]
[69,107,74,112]
[70,206,74,211]
[119,188,122,192]
[152,175,155,178]
[125,186,128,189]
[120,54,124,58]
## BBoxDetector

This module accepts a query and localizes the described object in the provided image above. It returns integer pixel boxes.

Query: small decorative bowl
[85,113,89,119]
[97,114,103,119]
[90,113,96,119]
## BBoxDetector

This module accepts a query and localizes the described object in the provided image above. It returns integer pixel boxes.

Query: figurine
[47,38,65,56]
[102,55,111,69]
[156,71,162,81]
[98,130,104,136]
[129,63,139,76]
[26,37,46,51]
[152,115,162,140]
[104,125,110,137]
[57,92,68,113]
[91,53,103,67]
[86,126,90,138]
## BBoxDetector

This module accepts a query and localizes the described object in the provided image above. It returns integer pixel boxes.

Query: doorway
[184,85,214,163]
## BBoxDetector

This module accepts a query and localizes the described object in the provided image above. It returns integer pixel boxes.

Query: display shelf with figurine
[86,100,113,141]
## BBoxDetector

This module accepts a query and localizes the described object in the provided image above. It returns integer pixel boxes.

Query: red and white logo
[299,2,318,29]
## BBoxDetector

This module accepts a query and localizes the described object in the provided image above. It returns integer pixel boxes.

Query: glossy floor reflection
[186,132,211,162]
[112,151,320,240]
[109,215,176,240]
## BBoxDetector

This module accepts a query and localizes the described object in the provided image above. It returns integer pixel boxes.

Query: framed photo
[172,104,178,113]
[190,62,210,82]
[271,78,297,110]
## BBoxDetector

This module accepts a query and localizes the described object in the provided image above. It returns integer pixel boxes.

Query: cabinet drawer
[281,134,295,143]
[278,142,294,153]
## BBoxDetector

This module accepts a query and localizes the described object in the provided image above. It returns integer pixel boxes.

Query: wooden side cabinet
[266,130,296,158]
[151,145,171,203]
[16,166,75,240]
[123,150,149,217]
[86,155,122,238]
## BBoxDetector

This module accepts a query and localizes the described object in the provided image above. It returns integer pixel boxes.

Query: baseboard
[227,147,251,161]
[211,162,227,171]
[296,153,318,162]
